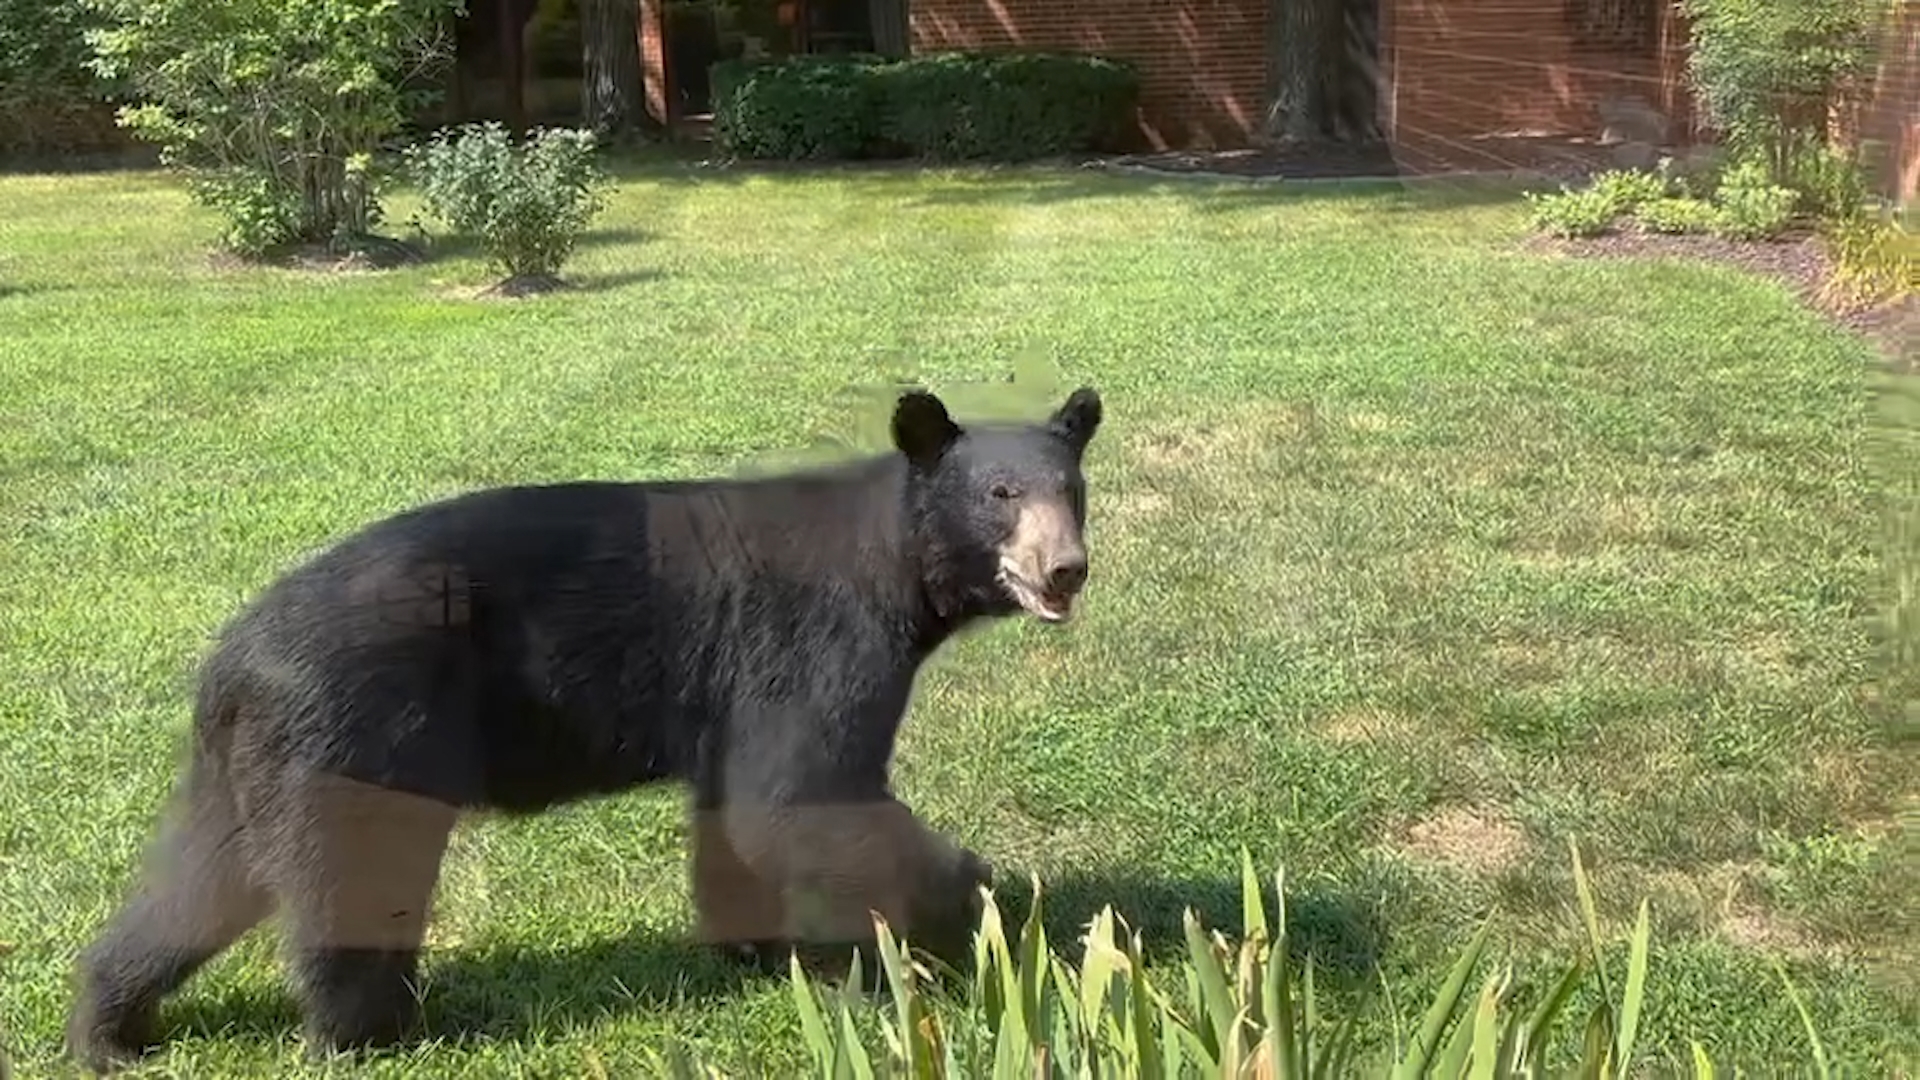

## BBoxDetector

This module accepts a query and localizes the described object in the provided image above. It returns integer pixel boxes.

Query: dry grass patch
[1402,805,1526,879]
[1317,706,1422,747]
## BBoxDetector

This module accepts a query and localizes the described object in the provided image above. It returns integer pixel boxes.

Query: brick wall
[1857,0,1919,205]
[908,0,1269,151]
[1383,0,1695,151]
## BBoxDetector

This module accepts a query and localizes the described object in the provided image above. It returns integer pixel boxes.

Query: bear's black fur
[67,386,1104,1073]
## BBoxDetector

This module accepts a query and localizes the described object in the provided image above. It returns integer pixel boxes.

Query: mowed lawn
[1,157,1914,1076]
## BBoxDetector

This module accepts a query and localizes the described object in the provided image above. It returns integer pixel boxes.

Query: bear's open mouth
[997,566,1076,623]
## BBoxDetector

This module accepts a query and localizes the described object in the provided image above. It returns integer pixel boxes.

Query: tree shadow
[161,925,764,1051]
[411,225,657,264]
[0,147,163,177]
[984,870,1390,995]
[566,267,667,294]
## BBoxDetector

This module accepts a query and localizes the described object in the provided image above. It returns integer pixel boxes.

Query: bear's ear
[1047,386,1103,454]
[892,389,963,468]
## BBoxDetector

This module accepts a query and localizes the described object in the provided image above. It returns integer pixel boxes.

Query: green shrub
[86,0,459,256]
[721,843,1834,1077]
[407,122,611,284]
[1678,0,1880,181]
[878,51,1138,161]
[709,54,889,161]
[1820,208,1917,308]
[1590,168,1672,212]
[1525,187,1618,239]
[1711,157,1800,240]
[1783,131,1870,221]
[708,50,1140,163]
[1636,196,1721,235]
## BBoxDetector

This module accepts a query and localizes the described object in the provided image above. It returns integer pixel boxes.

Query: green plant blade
[791,951,835,1075]
[1466,969,1505,1080]
[1612,898,1652,1077]
[1241,846,1270,942]
[1569,838,1615,1007]
[1690,1039,1716,1080]
[1772,956,1832,1080]
[1183,909,1235,1061]
[1392,913,1494,1080]
[1521,960,1588,1075]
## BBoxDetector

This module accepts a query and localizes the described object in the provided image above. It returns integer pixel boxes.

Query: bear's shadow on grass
[162,927,761,1051]
[414,225,654,265]
[987,870,1389,992]
[160,874,1386,1053]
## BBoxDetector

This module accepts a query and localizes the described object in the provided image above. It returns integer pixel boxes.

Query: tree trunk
[581,0,644,136]
[1266,0,1341,143]
[868,0,909,57]
[1265,0,1382,144]
[1329,0,1381,143]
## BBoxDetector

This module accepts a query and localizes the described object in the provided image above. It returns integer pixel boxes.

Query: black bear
[67,385,1105,1073]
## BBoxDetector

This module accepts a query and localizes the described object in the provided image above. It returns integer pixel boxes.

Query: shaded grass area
[0,157,1914,1075]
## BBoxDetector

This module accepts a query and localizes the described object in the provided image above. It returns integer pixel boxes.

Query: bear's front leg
[692,794,991,977]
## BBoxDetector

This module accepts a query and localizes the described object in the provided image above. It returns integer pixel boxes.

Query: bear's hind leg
[255,772,455,1059]
[68,763,273,1074]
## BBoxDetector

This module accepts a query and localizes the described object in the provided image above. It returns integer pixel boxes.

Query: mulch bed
[1524,224,1917,364]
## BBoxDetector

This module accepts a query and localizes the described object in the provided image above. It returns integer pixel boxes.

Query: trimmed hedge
[710,50,1139,163]
[710,53,891,161]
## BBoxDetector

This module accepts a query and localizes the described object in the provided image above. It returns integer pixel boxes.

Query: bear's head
[892,386,1103,625]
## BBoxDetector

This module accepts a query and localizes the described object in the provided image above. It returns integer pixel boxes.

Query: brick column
[640,0,671,127]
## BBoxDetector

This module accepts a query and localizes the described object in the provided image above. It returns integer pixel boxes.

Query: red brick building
[637,0,1919,203]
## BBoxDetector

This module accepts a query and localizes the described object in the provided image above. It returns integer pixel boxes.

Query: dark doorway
[666,0,877,118]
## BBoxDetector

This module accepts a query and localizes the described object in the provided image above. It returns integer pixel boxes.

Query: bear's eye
[990,482,1020,500]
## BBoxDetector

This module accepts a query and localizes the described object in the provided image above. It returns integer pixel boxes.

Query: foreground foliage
[705,843,1834,1078]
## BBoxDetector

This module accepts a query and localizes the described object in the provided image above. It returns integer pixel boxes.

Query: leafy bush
[407,123,612,284]
[1711,157,1801,240]
[1524,188,1619,238]
[86,0,459,256]
[1590,168,1672,212]
[1783,131,1870,221]
[709,50,1140,163]
[1820,209,1917,309]
[878,51,1139,161]
[709,54,890,160]
[1636,197,1722,235]
[711,843,1834,1077]
[1678,0,1881,182]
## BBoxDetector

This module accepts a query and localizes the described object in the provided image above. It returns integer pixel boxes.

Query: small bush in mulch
[1637,197,1722,235]
[1523,156,1804,244]
[405,123,612,296]
[1589,167,1672,214]
[1707,157,1799,241]
[1524,186,1619,238]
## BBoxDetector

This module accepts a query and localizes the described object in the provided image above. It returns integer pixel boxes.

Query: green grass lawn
[1,156,1915,1076]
